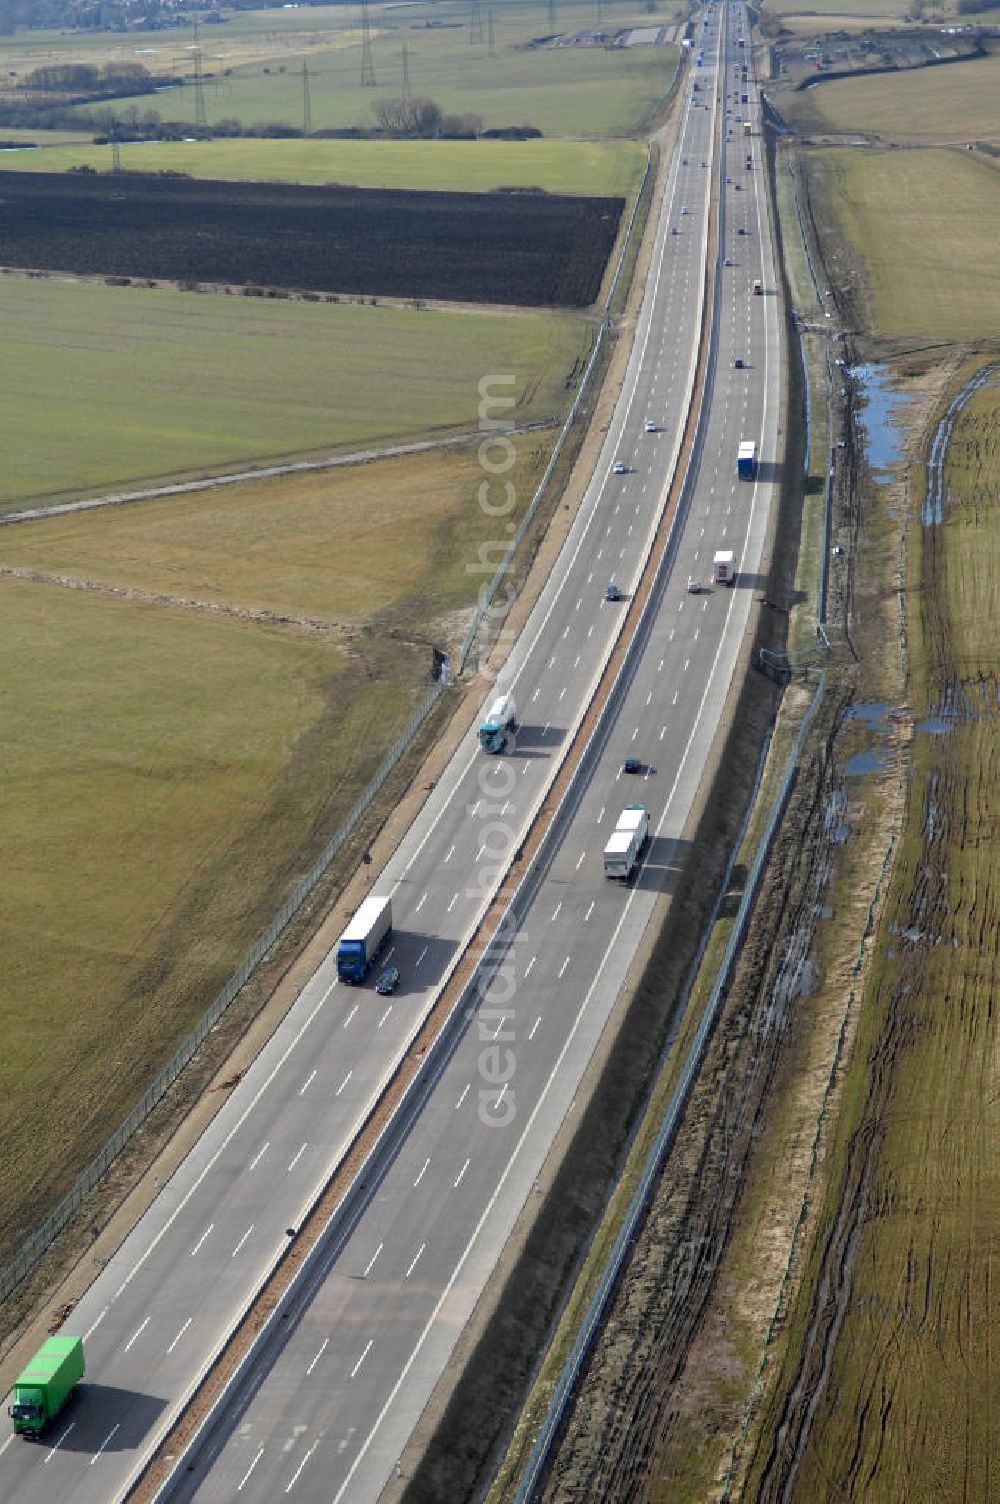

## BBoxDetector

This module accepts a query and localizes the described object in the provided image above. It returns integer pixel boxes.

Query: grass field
[0,127,93,145]
[746,364,1000,1502]
[0,2,357,75]
[0,429,558,635]
[196,45,671,138]
[0,576,430,1263]
[0,419,557,1267]
[0,275,586,511]
[0,134,645,196]
[0,0,675,77]
[70,0,678,139]
[773,12,910,33]
[788,43,1000,139]
[97,46,675,140]
[812,146,1000,338]
[763,0,922,19]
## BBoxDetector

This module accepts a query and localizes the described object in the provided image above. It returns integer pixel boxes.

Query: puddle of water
[824,789,850,843]
[916,716,952,735]
[892,924,926,944]
[844,748,886,777]
[850,363,922,481]
[817,904,834,919]
[798,957,820,996]
[845,700,892,731]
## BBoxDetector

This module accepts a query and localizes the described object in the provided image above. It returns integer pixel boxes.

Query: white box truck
[336,894,393,983]
[713,550,736,586]
[603,805,650,880]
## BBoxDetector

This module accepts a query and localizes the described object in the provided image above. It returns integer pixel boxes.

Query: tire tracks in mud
[752,705,985,1504]
[749,368,1000,1504]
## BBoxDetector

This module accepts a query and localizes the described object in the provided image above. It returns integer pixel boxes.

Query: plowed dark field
[0,170,623,307]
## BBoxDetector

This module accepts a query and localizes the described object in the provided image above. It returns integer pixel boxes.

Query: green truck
[8,1335,84,1438]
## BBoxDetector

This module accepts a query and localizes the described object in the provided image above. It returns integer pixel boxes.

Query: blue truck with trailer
[336,895,393,983]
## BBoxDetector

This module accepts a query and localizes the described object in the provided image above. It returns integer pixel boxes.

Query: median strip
[129,109,723,1504]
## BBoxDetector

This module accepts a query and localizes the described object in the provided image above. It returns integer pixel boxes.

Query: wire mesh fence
[0,679,446,1308]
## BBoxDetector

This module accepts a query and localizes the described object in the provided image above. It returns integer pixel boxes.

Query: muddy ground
[741,358,1000,1504]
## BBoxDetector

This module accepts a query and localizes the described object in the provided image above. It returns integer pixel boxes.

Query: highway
[184,5,780,1501]
[0,6,780,1501]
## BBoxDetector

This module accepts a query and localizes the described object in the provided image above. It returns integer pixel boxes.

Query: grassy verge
[810,145,1000,339]
[783,40,1000,140]
[773,147,829,655]
[0,275,586,511]
[0,135,646,197]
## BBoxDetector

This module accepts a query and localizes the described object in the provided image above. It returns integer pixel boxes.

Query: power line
[487,10,496,55]
[360,0,376,87]
[470,0,484,45]
[401,38,411,102]
[301,59,312,133]
[547,0,557,34]
[191,17,207,130]
[174,19,222,134]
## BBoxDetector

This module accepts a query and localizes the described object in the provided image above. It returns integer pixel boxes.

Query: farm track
[0,423,552,528]
[0,563,349,634]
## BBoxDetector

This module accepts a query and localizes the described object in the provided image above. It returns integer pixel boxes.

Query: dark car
[374,965,400,995]
[623,757,642,775]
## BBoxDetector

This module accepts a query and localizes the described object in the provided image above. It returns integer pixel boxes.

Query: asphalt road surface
[0,5,779,1500]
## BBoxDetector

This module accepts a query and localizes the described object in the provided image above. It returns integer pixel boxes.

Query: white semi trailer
[603,805,650,880]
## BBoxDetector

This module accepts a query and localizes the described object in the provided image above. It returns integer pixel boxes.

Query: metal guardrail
[787,156,834,629]
[756,157,836,686]
[456,141,656,676]
[513,665,827,1504]
[0,680,446,1309]
[0,130,659,1313]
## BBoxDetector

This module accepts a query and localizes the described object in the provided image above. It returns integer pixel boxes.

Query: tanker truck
[478,694,517,754]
